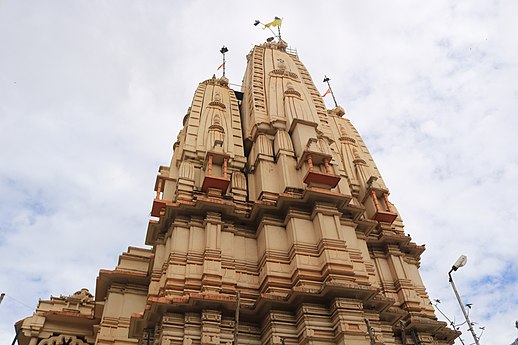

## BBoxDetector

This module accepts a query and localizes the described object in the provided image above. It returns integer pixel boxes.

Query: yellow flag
[264,17,282,28]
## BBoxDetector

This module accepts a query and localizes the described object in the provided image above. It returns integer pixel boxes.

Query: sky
[0,1,517,344]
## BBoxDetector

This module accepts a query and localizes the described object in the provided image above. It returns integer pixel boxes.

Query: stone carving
[59,288,93,304]
[274,129,294,156]
[231,171,246,190]
[284,81,301,98]
[318,137,332,156]
[305,328,315,337]
[202,310,221,321]
[179,161,195,180]
[207,114,225,150]
[352,148,366,165]
[208,92,226,109]
[277,58,286,71]
[201,334,220,344]
[256,134,273,157]
[339,125,350,140]
[73,288,93,302]
[270,59,299,80]
[38,335,88,345]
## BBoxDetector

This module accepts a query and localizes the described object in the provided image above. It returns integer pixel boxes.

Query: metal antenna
[220,46,228,77]
[323,75,338,107]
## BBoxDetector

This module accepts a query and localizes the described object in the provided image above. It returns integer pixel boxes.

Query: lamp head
[452,255,467,271]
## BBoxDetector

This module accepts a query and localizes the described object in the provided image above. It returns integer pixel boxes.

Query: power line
[0,292,35,310]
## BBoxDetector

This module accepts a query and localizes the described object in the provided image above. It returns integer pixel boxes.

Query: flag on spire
[264,17,282,29]
[322,88,331,97]
[217,62,225,70]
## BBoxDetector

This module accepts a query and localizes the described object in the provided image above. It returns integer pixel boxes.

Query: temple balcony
[299,151,341,189]
[201,151,231,194]
[366,188,398,224]
[151,174,168,217]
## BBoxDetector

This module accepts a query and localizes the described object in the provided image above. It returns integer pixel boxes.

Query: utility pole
[448,255,480,345]
[449,271,480,345]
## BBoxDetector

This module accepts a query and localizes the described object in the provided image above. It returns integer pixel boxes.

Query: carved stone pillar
[177,160,195,201]
[201,310,221,345]
[230,171,247,203]
[202,212,223,292]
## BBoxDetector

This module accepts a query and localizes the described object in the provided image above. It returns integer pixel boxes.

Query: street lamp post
[448,255,480,345]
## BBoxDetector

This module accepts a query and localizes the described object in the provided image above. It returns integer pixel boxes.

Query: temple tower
[132,39,457,344]
[15,39,458,345]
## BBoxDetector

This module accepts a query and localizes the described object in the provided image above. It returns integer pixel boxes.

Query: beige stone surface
[15,39,458,345]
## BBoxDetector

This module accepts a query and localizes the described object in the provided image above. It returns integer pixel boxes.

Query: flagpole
[254,18,282,40]
[323,75,338,107]
[266,25,278,39]
[220,46,228,77]
[223,53,226,77]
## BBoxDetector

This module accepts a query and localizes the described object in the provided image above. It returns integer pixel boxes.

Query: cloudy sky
[1,1,517,344]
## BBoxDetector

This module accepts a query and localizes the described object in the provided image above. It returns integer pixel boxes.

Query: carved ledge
[303,170,340,189]
[151,199,167,217]
[372,211,398,224]
[201,176,230,193]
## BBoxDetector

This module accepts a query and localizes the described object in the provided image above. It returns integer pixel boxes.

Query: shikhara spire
[14,38,458,345]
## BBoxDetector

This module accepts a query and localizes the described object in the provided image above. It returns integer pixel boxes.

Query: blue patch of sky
[430,161,455,181]
[30,276,42,283]
[446,46,487,75]
[471,262,518,290]
[22,198,51,217]
[361,135,385,157]
[413,74,461,113]
[0,177,56,244]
